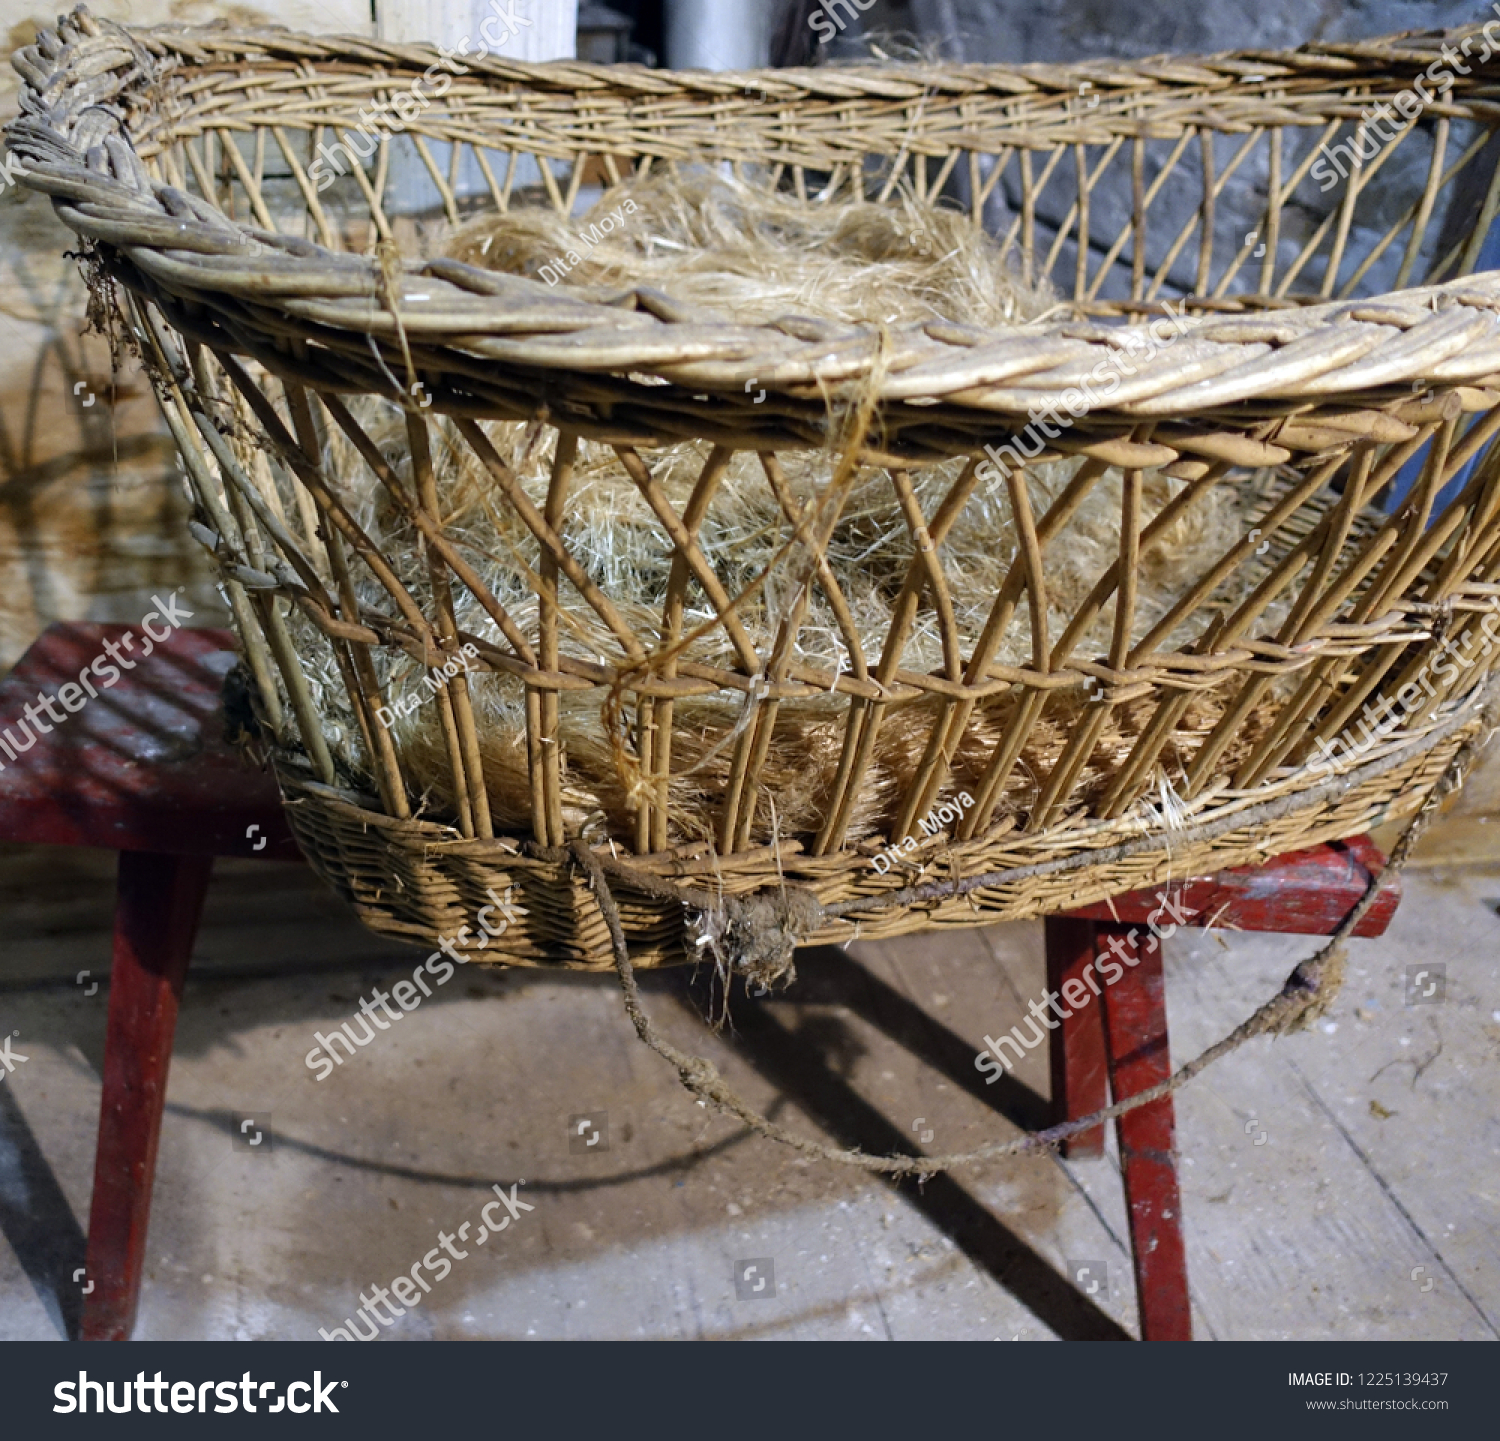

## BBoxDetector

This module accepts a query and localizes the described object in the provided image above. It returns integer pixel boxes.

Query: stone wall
[902,0,1483,63]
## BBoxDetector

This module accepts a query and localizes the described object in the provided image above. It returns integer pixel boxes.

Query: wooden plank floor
[0,842,1496,1340]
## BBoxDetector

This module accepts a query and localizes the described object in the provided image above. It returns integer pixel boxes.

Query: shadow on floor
[0,1078,85,1339]
[672,963,1131,1341]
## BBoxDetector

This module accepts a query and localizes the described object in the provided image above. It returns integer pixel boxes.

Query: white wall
[375,0,578,210]
[376,0,577,60]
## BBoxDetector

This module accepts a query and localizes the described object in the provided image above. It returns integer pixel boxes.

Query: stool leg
[1043,917,1109,1158]
[1096,922,1191,1341]
[81,851,212,1341]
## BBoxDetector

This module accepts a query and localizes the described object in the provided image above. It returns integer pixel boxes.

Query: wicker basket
[12,7,1500,971]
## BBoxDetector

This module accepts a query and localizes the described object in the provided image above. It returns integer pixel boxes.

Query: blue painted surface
[1383,216,1500,518]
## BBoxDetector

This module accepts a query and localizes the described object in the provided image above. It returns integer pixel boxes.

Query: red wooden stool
[0,622,1403,1342]
[0,621,297,1341]
[1044,836,1400,1340]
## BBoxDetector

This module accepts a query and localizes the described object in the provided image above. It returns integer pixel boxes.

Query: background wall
[0,1,371,668]
[808,0,1484,63]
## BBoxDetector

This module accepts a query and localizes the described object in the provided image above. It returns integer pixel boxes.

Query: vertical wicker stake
[1130,136,1146,300]
[1031,466,1143,830]
[1459,135,1500,276]
[648,445,734,853]
[1242,415,1461,785]
[1019,147,1035,288]
[812,465,946,855]
[407,411,488,840]
[1186,447,1378,798]
[144,342,284,739]
[966,462,1056,836]
[285,383,411,819]
[1323,122,1367,297]
[1075,141,1091,299]
[156,368,290,749]
[727,449,877,854]
[1261,126,1281,293]
[885,463,980,839]
[540,431,577,849]
[1310,405,1500,749]
[1395,117,1448,289]
[1196,129,1215,295]
[609,444,762,851]
[958,458,1112,841]
[893,459,988,832]
[133,305,336,787]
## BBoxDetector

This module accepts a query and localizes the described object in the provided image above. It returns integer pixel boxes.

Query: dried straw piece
[443,170,1053,332]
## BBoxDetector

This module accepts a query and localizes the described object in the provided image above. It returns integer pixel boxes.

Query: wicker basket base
[274,713,1476,970]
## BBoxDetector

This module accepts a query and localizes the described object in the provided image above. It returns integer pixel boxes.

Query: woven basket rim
[10,6,1500,434]
[15,8,1500,100]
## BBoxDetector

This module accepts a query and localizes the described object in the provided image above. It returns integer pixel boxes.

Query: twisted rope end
[689,885,825,991]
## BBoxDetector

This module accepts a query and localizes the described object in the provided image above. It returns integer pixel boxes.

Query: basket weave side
[11,9,1500,968]
[277,715,1477,968]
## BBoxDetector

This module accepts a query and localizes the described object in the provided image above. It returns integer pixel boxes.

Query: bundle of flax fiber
[300,172,1282,851]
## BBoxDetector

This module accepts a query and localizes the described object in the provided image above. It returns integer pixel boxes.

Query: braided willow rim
[11,8,1500,967]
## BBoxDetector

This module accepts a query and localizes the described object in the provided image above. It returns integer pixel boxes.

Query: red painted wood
[0,624,297,1340]
[81,850,213,1341]
[1096,922,1192,1342]
[0,623,297,860]
[1061,836,1398,938]
[1043,917,1109,1159]
[1046,839,1406,1336]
